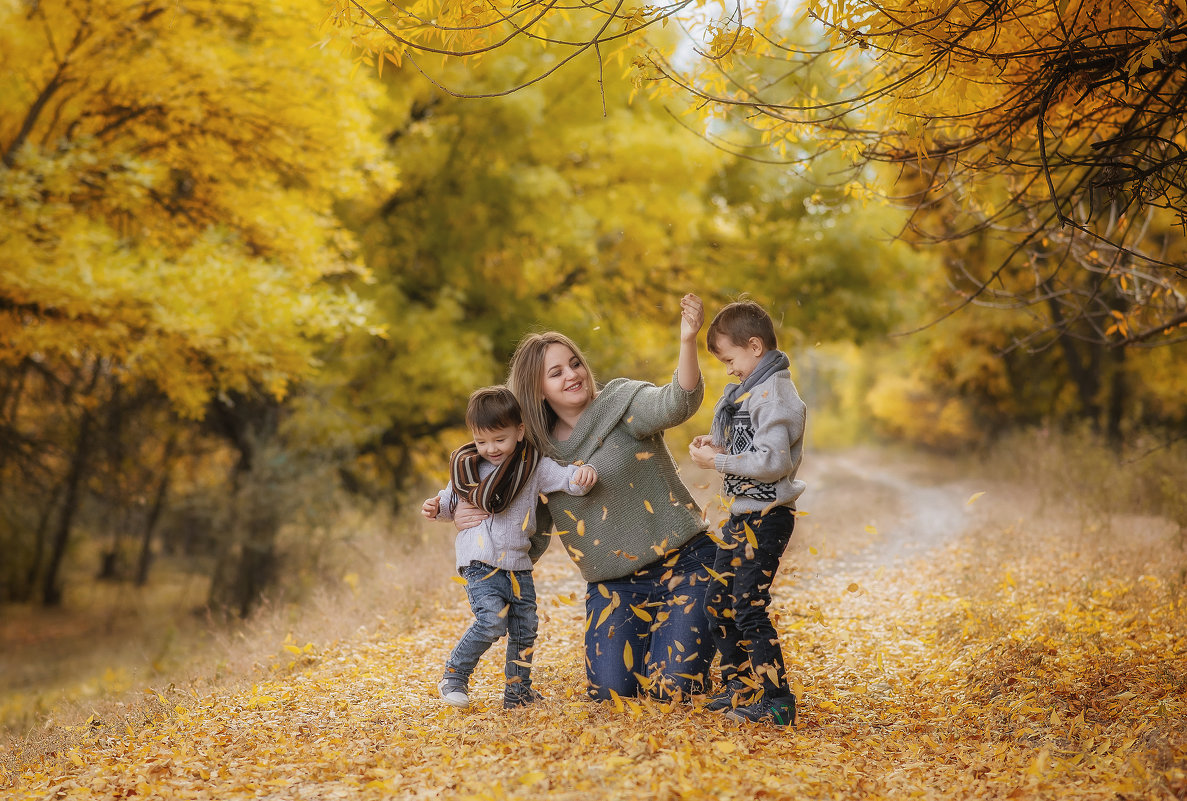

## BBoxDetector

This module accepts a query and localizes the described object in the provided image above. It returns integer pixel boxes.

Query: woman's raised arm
[677,293,703,391]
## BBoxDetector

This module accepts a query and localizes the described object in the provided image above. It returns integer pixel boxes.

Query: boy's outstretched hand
[689,440,722,470]
[421,496,441,519]
[680,293,704,343]
[572,464,598,488]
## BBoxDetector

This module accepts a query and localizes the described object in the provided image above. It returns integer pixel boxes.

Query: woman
[454,295,716,701]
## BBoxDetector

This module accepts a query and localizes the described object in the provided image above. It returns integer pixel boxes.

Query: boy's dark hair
[465,386,523,432]
[707,300,778,354]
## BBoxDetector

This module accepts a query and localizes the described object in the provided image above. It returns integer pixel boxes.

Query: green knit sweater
[538,373,707,582]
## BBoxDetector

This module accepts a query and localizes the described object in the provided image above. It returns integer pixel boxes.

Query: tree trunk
[1106,346,1127,447]
[1045,289,1100,427]
[40,360,103,606]
[205,396,282,617]
[41,410,94,606]
[135,438,175,586]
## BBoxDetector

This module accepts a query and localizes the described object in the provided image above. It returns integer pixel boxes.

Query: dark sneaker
[438,677,470,708]
[503,685,544,709]
[703,680,749,712]
[726,694,796,726]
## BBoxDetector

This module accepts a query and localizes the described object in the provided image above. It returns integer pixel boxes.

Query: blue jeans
[584,533,717,701]
[704,507,794,696]
[444,562,537,690]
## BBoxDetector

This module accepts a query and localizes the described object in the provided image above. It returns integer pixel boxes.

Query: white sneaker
[438,678,470,708]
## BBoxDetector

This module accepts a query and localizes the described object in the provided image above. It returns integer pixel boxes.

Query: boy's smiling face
[472,424,524,465]
[712,333,765,381]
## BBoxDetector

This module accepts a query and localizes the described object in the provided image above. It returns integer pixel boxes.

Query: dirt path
[795,448,989,572]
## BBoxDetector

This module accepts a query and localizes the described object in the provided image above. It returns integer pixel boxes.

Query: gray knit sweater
[712,369,807,515]
[542,373,706,582]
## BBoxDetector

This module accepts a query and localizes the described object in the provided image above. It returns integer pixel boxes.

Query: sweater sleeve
[536,457,595,497]
[433,484,458,522]
[622,371,705,438]
[527,526,551,564]
[713,382,806,484]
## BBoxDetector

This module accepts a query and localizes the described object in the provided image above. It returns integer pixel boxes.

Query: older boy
[689,300,806,726]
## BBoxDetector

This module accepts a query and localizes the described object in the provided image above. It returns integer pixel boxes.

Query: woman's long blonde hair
[507,331,597,457]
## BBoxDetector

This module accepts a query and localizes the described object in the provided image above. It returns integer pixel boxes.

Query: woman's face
[541,343,592,412]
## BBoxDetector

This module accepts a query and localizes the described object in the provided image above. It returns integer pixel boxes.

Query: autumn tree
[331,0,1186,341]
[0,0,392,609]
[295,31,934,500]
[332,0,1187,440]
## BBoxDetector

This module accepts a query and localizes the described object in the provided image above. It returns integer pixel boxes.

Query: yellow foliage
[865,373,978,448]
[0,0,395,417]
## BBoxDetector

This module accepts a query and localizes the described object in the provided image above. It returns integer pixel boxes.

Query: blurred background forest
[2,0,1185,738]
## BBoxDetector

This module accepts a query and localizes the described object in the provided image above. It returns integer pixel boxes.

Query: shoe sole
[725,706,795,726]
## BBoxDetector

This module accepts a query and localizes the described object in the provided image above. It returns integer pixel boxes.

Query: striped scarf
[710,349,791,449]
[449,440,541,514]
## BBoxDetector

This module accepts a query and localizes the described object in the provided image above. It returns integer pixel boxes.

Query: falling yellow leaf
[967,491,986,505]
[577,520,585,536]
[644,500,654,513]
[610,689,625,713]
[864,524,878,535]
[636,451,654,460]
[509,571,521,599]
[623,640,633,669]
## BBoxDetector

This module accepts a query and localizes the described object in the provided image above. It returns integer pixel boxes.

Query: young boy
[422,386,597,709]
[689,300,806,726]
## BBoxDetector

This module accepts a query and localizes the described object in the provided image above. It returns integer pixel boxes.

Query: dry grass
[0,504,455,773]
[3,439,1185,799]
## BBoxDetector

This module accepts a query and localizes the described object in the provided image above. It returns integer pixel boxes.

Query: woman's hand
[680,293,704,343]
[452,500,490,530]
[572,464,598,488]
[677,293,704,391]
[688,442,722,470]
[420,496,441,519]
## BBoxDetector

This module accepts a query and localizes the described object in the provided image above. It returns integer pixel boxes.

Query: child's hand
[688,442,720,470]
[572,464,598,488]
[421,496,441,519]
[680,293,704,343]
[690,434,715,449]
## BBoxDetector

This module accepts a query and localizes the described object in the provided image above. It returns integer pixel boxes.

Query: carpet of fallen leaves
[3,499,1186,799]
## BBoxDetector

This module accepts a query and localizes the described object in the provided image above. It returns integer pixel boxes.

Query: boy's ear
[516,423,526,442]
[748,336,765,354]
